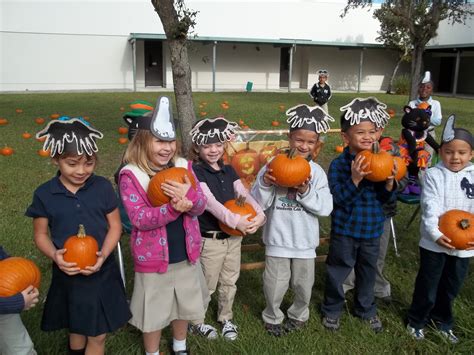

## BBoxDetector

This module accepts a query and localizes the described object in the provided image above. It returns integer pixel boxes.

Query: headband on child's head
[286,104,334,134]
[441,115,473,148]
[318,69,329,76]
[122,100,154,140]
[190,117,239,145]
[339,97,390,131]
[36,116,103,157]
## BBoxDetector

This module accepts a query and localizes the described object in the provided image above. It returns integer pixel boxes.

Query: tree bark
[386,54,403,94]
[409,44,425,100]
[152,0,196,156]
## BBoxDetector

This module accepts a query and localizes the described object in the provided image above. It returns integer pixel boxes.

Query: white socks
[173,338,187,352]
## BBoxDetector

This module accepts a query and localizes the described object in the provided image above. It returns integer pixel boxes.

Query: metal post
[288,44,295,93]
[390,217,400,257]
[358,48,364,93]
[212,41,217,92]
[117,242,126,289]
[452,50,461,96]
[131,39,136,92]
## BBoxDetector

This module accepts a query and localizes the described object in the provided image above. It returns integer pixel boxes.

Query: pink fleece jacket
[119,162,207,273]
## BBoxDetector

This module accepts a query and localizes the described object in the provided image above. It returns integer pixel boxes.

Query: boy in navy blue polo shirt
[321,98,396,332]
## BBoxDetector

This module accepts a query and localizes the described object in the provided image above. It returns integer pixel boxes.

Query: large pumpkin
[63,225,99,270]
[219,196,257,236]
[439,210,474,250]
[147,167,197,206]
[231,144,260,178]
[393,156,407,181]
[356,141,394,182]
[268,149,311,187]
[0,257,41,297]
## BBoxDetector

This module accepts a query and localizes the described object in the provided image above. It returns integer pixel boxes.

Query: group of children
[1,86,473,354]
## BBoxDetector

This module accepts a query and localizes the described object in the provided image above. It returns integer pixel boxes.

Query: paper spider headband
[36,117,103,157]
[122,100,154,140]
[124,96,176,141]
[317,69,329,77]
[441,115,473,148]
[339,97,390,131]
[190,117,239,145]
[285,104,335,134]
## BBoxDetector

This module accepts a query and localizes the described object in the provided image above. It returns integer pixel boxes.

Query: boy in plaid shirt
[321,98,397,332]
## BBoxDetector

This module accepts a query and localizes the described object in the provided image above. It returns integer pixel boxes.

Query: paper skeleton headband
[122,100,154,140]
[124,96,176,141]
[190,117,239,145]
[339,97,390,131]
[286,104,335,134]
[441,115,473,148]
[36,117,103,157]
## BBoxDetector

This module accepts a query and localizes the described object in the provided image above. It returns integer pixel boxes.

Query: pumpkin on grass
[147,167,197,206]
[439,210,474,250]
[356,141,394,182]
[219,196,257,236]
[268,149,311,187]
[63,224,99,270]
[0,257,41,297]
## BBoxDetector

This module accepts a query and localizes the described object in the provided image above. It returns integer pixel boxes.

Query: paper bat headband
[285,104,335,134]
[441,115,473,148]
[339,97,390,131]
[190,117,239,145]
[36,117,103,157]
[122,100,154,140]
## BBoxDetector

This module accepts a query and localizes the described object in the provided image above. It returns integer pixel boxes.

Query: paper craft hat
[339,97,390,131]
[122,100,154,140]
[286,104,334,133]
[36,116,103,157]
[190,117,239,145]
[421,71,432,85]
[441,115,473,148]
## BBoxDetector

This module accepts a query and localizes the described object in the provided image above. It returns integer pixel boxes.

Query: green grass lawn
[1,92,473,354]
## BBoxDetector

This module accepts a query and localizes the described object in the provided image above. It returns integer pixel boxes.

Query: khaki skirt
[129,261,205,332]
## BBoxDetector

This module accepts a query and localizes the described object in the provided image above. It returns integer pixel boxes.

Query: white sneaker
[222,320,238,341]
[406,324,425,340]
[189,323,218,339]
[438,329,459,344]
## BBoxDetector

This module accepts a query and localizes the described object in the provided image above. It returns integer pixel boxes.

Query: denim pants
[407,247,470,331]
[321,234,380,319]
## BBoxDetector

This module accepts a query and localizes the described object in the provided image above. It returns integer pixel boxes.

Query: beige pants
[200,236,242,322]
[262,256,315,325]
[0,314,36,355]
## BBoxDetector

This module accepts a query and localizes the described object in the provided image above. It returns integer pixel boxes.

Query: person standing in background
[310,69,332,114]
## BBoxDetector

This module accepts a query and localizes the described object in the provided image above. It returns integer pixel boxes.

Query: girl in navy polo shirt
[189,117,265,340]
[26,117,131,355]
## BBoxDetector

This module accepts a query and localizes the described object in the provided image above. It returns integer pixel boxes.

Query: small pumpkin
[35,117,45,125]
[393,156,407,181]
[147,167,197,206]
[417,102,430,110]
[439,210,474,250]
[118,127,129,135]
[63,224,99,269]
[0,257,41,297]
[118,137,128,144]
[271,120,280,127]
[278,104,285,112]
[238,119,245,126]
[50,113,60,119]
[231,144,260,178]
[356,141,394,182]
[387,108,396,118]
[37,149,51,157]
[22,132,32,139]
[335,145,344,153]
[0,118,8,125]
[219,196,257,236]
[220,103,230,110]
[15,108,23,114]
[1,146,14,156]
[36,136,46,142]
[268,149,311,187]
[199,111,207,117]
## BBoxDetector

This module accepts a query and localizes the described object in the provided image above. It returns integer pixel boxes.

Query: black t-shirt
[193,160,240,233]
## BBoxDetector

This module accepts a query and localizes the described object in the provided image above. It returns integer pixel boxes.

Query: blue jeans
[321,234,380,319]
[407,247,470,331]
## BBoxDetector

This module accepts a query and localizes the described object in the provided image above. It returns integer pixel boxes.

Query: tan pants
[0,314,36,355]
[200,236,242,322]
[262,256,315,325]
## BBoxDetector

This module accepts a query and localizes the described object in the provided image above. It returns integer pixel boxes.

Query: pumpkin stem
[235,195,247,207]
[459,219,470,230]
[372,141,381,154]
[77,224,86,238]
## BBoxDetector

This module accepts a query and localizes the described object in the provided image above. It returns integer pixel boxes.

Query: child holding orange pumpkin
[321,97,397,333]
[25,117,131,355]
[406,116,474,343]
[118,97,207,355]
[0,246,39,355]
[189,117,266,340]
[251,104,334,336]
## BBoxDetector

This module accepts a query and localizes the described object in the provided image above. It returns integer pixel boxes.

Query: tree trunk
[152,0,196,156]
[386,54,403,94]
[409,44,425,101]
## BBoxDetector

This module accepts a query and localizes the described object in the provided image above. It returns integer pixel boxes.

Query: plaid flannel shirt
[329,148,396,239]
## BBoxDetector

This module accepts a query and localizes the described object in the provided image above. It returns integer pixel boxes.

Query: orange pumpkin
[242,125,250,130]
[35,117,45,125]
[0,118,8,125]
[0,257,41,297]
[63,225,99,270]
[278,104,286,112]
[268,149,311,187]
[438,210,474,250]
[417,102,430,110]
[356,141,394,182]
[238,119,245,126]
[387,108,396,118]
[22,132,32,139]
[218,196,257,236]
[393,156,407,181]
[259,144,278,165]
[50,113,60,119]
[1,146,14,156]
[220,103,230,110]
[200,111,207,117]
[15,108,23,114]
[118,127,128,135]
[271,120,280,127]
[37,149,50,157]
[36,136,46,142]
[147,167,197,206]
[118,137,128,144]
[231,145,260,178]
[335,145,344,153]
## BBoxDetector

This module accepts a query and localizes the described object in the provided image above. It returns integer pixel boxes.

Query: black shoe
[283,318,306,333]
[264,322,285,337]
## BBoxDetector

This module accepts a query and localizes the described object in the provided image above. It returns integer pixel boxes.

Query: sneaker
[264,322,285,337]
[189,323,218,340]
[322,316,340,331]
[173,350,190,355]
[283,318,306,333]
[438,329,459,344]
[406,324,425,340]
[367,315,383,333]
[222,320,238,341]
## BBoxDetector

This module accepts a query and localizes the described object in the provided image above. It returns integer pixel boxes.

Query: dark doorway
[145,41,163,87]
[437,57,455,93]
[279,47,290,88]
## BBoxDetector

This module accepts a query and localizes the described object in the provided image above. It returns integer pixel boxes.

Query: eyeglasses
[318,69,328,75]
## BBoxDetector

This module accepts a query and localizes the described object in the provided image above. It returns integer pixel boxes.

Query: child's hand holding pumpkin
[465,241,474,251]
[54,248,81,275]
[296,176,311,194]
[263,168,277,186]
[161,175,192,200]
[171,196,193,212]
[351,155,371,186]
[246,214,265,234]
[235,214,254,236]
[435,235,455,250]
[81,251,105,276]
[21,285,39,311]
[384,160,398,192]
